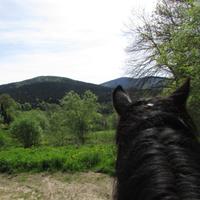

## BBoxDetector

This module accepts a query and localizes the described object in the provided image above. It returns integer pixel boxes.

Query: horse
[112,79,200,200]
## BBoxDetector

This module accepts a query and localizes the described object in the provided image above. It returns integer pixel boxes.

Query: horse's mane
[113,80,200,200]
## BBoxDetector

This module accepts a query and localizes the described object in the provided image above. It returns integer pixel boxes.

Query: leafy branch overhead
[128,0,200,128]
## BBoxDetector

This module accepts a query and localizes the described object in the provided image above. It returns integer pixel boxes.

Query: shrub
[10,116,42,148]
[0,132,7,147]
[0,130,14,148]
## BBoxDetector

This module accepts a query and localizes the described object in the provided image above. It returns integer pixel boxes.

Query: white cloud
[0,0,157,84]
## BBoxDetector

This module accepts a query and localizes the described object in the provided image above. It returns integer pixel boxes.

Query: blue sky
[0,0,157,84]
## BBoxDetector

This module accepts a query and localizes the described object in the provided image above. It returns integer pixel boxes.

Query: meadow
[0,130,116,175]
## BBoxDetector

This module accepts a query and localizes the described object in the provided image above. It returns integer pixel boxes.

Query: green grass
[0,144,116,175]
[0,130,116,175]
[86,130,115,145]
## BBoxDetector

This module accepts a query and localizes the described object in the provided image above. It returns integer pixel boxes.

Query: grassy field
[86,130,115,145]
[0,130,116,175]
[0,130,116,199]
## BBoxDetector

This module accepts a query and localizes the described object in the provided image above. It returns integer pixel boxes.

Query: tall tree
[61,90,100,144]
[128,0,200,127]
[157,2,200,122]
[0,94,18,124]
[127,0,193,79]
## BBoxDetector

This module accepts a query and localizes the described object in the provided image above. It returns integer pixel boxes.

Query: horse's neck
[116,126,200,200]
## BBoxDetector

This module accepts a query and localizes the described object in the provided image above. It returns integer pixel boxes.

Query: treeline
[0,90,117,149]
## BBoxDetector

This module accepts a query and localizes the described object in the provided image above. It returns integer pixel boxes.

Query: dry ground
[0,172,113,200]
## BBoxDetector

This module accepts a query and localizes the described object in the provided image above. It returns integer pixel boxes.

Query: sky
[0,0,157,85]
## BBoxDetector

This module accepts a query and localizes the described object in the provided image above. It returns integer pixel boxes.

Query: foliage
[127,0,193,77]
[0,94,19,124]
[128,0,200,128]
[47,109,72,146]
[157,2,200,126]
[0,130,14,148]
[105,113,118,130]
[60,90,101,144]
[27,91,116,146]
[0,89,116,174]
[21,102,32,111]
[86,130,115,145]
[0,145,115,175]
[10,112,45,148]
[22,110,49,131]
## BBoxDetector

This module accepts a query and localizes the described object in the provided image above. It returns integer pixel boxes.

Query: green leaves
[0,94,19,124]
[128,0,200,128]
[10,111,49,148]
[60,90,101,144]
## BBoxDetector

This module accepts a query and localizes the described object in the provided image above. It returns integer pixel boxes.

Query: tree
[10,116,41,148]
[157,2,200,124]
[10,110,49,148]
[47,107,70,146]
[61,90,100,144]
[127,0,193,79]
[0,94,19,124]
[128,0,200,127]
[21,102,32,111]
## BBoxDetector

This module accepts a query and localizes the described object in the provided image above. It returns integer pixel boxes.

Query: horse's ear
[169,78,190,106]
[113,86,132,115]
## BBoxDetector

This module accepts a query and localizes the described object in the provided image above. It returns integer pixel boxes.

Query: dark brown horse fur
[113,79,200,200]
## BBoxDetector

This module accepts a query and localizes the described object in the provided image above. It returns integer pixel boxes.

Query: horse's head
[112,79,200,200]
[112,78,195,144]
[113,78,190,117]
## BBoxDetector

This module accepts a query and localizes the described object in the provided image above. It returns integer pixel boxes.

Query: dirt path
[0,172,113,200]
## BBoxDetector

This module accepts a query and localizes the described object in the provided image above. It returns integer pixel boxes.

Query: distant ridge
[101,76,169,89]
[0,76,170,106]
[0,76,112,105]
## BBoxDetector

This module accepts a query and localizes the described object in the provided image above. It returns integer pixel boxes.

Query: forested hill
[101,76,169,89]
[0,76,112,105]
[0,76,169,106]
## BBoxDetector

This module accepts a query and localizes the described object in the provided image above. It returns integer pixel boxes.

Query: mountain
[0,76,112,105]
[101,76,169,89]
[0,76,170,106]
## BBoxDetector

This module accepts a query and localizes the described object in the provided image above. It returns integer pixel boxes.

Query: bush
[10,116,42,148]
[0,132,7,147]
[0,130,14,148]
